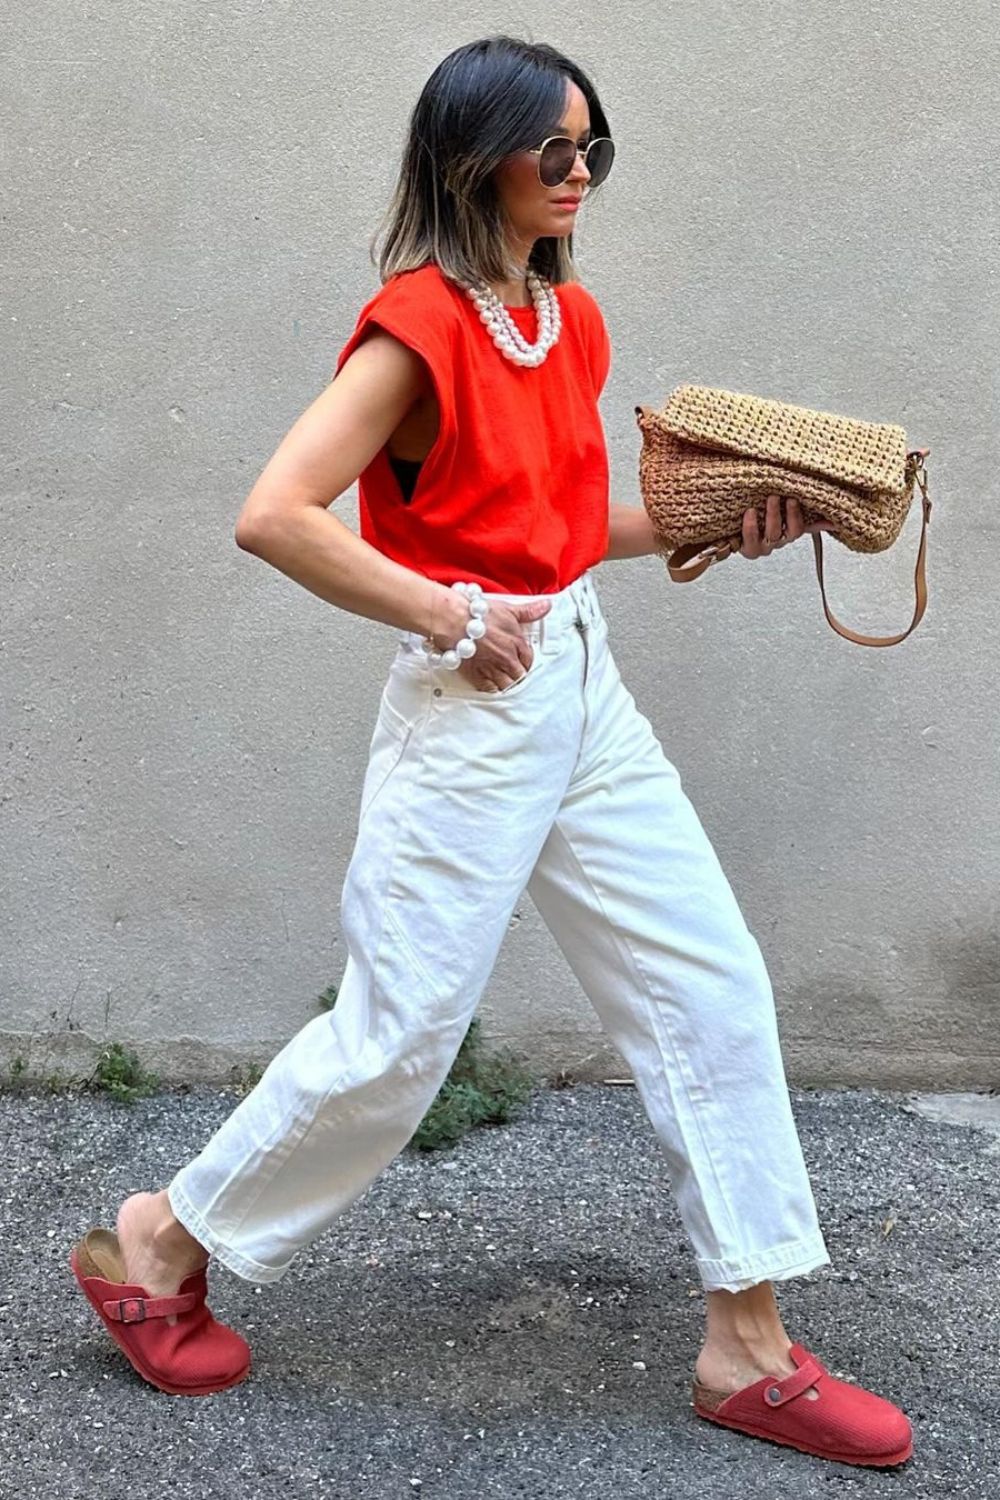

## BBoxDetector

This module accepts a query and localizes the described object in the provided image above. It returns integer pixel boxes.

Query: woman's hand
[441,599,551,693]
[428,587,551,693]
[741,495,834,560]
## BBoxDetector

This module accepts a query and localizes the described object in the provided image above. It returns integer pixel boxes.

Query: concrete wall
[4,2,998,1089]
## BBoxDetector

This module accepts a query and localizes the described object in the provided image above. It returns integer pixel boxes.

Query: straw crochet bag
[635,385,933,647]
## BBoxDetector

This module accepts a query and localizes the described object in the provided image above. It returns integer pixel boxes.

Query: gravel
[0,1083,997,1499]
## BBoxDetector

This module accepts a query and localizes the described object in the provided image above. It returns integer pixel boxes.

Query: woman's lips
[552,200,580,210]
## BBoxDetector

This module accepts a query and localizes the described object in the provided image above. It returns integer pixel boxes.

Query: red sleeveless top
[332,264,611,595]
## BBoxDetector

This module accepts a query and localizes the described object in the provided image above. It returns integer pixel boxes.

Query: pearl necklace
[463,270,562,367]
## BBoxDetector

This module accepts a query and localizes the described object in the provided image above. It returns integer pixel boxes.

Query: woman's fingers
[472,663,529,692]
[784,498,805,543]
[763,493,783,547]
[463,653,528,690]
[742,501,780,558]
[742,506,764,558]
[743,495,836,559]
[479,660,529,691]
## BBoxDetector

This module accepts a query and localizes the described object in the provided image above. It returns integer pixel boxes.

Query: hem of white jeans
[166,1180,294,1285]
[696,1237,831,1294]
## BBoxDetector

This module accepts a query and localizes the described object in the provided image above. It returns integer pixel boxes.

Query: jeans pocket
[358,668,426,820]
[433,636,557,703]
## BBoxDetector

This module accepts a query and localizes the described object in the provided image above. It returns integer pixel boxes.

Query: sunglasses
[525,134,615,190]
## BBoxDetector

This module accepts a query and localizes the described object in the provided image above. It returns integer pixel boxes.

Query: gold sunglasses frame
[525,135,615,190]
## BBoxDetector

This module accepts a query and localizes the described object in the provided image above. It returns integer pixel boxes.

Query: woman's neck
[492,282,530,307]
[488,240,535,307]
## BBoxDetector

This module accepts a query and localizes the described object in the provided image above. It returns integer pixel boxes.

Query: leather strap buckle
[762,1355,825,1407]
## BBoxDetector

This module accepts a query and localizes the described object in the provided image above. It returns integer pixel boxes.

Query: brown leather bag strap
[666,453,933,647]
[811,458,932,647]
[666,536,740,581]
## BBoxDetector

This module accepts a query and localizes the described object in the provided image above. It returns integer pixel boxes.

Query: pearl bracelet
[424,581,489,669]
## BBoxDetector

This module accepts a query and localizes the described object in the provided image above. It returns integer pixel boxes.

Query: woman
[71,35,912,1468]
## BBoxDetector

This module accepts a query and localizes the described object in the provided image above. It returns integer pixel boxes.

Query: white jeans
[168,569,829,1293]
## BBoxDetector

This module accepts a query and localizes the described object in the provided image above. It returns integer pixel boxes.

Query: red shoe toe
[693,1342,913,1468]
[70,1228,251,1396]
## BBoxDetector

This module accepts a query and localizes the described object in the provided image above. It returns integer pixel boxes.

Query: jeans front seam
[549,818,747,1259]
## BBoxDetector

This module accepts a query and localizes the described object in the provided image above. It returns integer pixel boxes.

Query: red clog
[693,1342,913,1468]
[70,1227,250,1396]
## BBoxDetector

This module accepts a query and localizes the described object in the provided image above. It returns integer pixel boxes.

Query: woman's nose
[568,150,591,185]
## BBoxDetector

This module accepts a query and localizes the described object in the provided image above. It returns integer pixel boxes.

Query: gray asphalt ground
[1,1082,997,1500]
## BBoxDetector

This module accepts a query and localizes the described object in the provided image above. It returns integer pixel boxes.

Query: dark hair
[370,35,612,290]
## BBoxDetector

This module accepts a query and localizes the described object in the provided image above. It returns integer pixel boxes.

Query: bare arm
[234,330,470,647]
[604,502,659,559]
[234,329,549,689]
